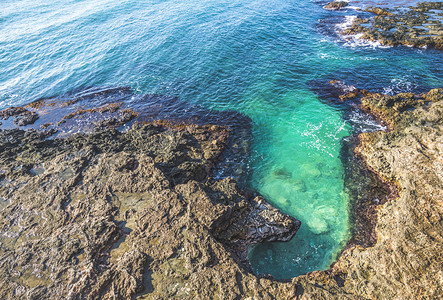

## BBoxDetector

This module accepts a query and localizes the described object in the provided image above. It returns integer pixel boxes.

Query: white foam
[348,110,386,132]
[329,80,357,93]
[343,33,393,49]
[383,77,417,95]
[334,15,393,49]
[319,52,385,61]
[335,15,357,31]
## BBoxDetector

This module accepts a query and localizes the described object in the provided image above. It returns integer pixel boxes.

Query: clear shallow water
[1,0,442,279]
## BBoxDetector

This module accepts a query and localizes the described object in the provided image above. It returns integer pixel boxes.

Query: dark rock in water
[40,122,53,129]
[0,106,39,126]
[13,111,39,126]
[326,80,372,102]
[0,106,28,119]
[324,1,349,11]
[365,6,392,16]
[271,167,292,179]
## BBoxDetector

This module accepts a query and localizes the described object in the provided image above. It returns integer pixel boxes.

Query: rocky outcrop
[324,1,349,11]
[338,88,443,298]
[0,107,39,126]
[339,2,443,49]
[0,95,300,299]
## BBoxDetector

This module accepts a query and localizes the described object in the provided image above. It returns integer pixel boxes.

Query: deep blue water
[1,0,442,279]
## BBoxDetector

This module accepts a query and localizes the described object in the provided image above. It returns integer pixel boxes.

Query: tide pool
[0,0,441,279]
[247,90,351,278]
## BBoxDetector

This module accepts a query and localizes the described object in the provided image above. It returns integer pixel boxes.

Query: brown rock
[324,1,349,11]
[0,121,299,299]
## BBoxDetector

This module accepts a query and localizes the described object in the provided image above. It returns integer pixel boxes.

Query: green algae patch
[18,271,52,290]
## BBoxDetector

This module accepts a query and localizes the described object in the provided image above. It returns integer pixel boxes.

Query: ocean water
[1,0,442,279]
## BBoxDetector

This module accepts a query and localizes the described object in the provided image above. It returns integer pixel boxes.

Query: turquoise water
[1,0,442,279]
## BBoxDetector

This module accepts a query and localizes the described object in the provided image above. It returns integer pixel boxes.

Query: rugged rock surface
[0,97,300,299]
[340,88,443,298]
[339,2,443,49]
[324,1,349,11]
[0,87,253,187]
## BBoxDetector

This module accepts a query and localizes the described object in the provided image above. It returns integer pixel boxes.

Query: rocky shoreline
[0,92,301,299]
[0,87,442,298]
[326,1,443,49]
[290,86,443,299]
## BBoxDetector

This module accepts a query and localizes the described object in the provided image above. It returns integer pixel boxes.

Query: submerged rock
[307,216,329,235]
[271,167,292,179]
[299,163,322,178]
